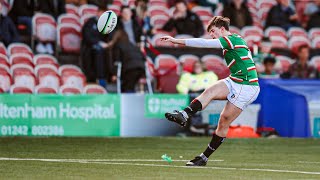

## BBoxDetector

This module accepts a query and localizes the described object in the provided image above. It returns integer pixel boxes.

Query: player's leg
[186,102,242,166]
[165,80,229,126]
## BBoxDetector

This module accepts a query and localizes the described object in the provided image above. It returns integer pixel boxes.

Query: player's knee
[218,114,231,128]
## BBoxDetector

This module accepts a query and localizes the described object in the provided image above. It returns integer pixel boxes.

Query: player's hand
[160,36,176,44]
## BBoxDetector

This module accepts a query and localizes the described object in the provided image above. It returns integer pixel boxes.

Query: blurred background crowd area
[0,0,320,95]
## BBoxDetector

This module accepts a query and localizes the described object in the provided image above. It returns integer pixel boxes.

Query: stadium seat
[66,4,79,16]
[10,64,33,75]
[57,24,82,53]
[244,35,262,49]
[59,85,81,94]
[310,56,320,70]
[229,26,241,35]
[112,0,122,7]
[61,71,86,89]
[155,54,179,93]
[241,26,263,38]
[33,54,59,67]
[0,64,9,73]
[308,28,320,40]
[0,43,6,56]
[0,54,10,67]
[78,4,98,17]
[9,53,34,67]
[149,0,168,7]
[35,85,58,94]
[10,85,33,94]
[264,26,287,39]
[201,55,229,79]
[58,14,81,27]
[257,0,276,9]
[179,54,199,73]
[275,55,294,73]
[83,84,107,94]
[80,14,96,26]
[287,27,308,38]
[270,36,288,48]
[34,64,58,76]
[37,71,60,91]
[58,64,82,76]
[108,5,121,15]
[0,70,12,92]
[11,70,36,91]
[151,34,175,47]
[7,43,33,57]
[191,6,213,17]
[149,6,169,17]
[288,37,311,53]
[312,37,320,49]
[257,7,270,25]
[150,15,169,30]
[32,13,57,44]
[145,56,157,80]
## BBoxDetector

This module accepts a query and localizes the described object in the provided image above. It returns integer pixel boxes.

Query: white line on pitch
[0,157,223,162]
[298,161,320,164]
[1,157,320,175]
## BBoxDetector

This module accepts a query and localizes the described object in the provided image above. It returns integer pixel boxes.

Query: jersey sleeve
[218,36,234,50]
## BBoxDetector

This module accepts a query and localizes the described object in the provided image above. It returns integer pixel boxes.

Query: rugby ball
[97,10,118,34]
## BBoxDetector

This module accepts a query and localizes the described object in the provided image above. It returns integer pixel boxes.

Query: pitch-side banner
[0,94,120,137]
[144,94,189,118]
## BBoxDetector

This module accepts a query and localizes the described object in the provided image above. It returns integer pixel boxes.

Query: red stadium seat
[58,64,82,76]
[10,85,33,94]
[191,6,213,17]
[33,54,59,67]
[150,15,169,30]
[80,14,96,26]
[257,0,276,9]
[35,85,58,94]
[288,37,311,53]
[7,43,33,57]
[310,56,320,71]
[155,54,179,93]
[11,70,36,91]
[179,54,199,73]
[149,0,168,7]
[37,71,60,90]
[0,54,10,67]
[151,34,175,47]
[61,71,86,89]
[10,64,33,75]
[201,55,229,79]
[32,13,56,43]
[312,37,320,49]
[265,26,287,39]
[59,85,81,94]
[108,5,121,15]
[275,55,294,73]
[149,6,169,17]
[112,0,122,7]
[241,26,263,38]
[244,35,262,49]
[0,70,12,92]
[58,14,81,27]
[57,24,82,53]
[35,64,58,76]
[78,4,98,17]
[287,27,308,38]
[0,64,9,73]
[0,43,7,56]
[308,28,320,40]
[270,36,288,48]
[229,26,241,35]
[9,53,34,67]
[83,84,107,94]
[66,4,79,16]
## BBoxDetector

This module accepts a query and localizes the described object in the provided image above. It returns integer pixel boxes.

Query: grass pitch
[0,137,319,179]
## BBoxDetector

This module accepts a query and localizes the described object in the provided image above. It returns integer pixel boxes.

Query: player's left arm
[160,36,223,49]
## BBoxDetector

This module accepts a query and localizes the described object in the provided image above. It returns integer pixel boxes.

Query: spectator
[222,0,253,29]
[134,0,152,36]
[110,6,145,93]
[306,0,320,30]
[283,45,316,79]
[0,2,20,46]
[265,0,300,30]
[81,5,112,88]
[259,56,279,78]
[8,0,35,36]
[87,0,111,7]
[37,0,66,19]
[36,0,66,54]
[162,0,204,38]
[176,60,218,136]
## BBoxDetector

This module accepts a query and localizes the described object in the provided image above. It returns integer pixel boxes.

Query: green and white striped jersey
[218,34,259,86]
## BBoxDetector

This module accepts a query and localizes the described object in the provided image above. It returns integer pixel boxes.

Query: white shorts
[223,77,260,110]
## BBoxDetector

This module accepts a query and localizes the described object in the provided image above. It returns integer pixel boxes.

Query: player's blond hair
[207,16,230,32]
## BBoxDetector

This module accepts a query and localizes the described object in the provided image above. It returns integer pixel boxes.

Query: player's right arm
[160,36,223,49]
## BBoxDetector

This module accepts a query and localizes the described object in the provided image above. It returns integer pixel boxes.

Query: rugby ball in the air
[97,10,117,34]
